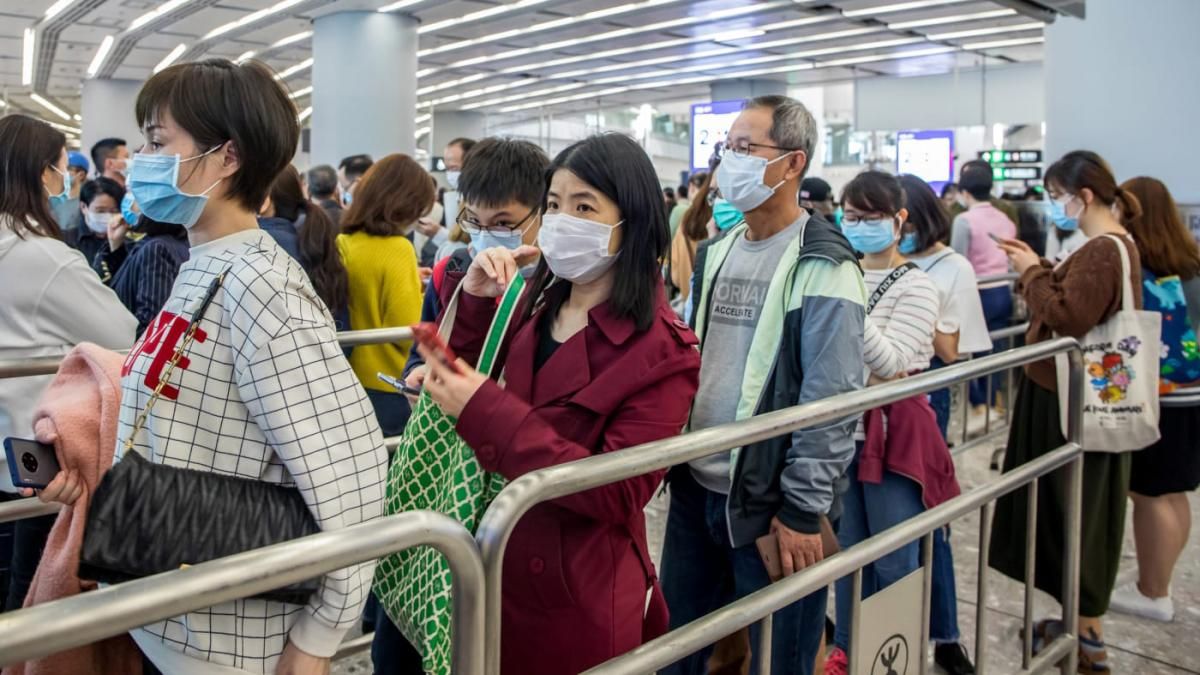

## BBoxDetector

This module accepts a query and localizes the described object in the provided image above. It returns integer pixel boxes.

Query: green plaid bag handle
[373,274,526,675]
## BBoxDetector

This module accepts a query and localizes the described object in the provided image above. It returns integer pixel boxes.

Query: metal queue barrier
[0,511,486,675]
[476,338,1085,675]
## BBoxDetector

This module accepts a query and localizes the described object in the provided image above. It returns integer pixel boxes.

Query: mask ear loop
[181,143,227,198]
[765,151,795,191]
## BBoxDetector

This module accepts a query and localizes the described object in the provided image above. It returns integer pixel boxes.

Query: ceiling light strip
[419,0,558,34]
[962,36,1044,50]
[43,0,82,21]
[418,0,687,57]
[130,0,196,31]
[154,43,187,73]
[491,46,960,114]
[275,58,314,81]
[86,34,115,77]
[21,28,36,86]
[30,93,71,121]
[927,21,1043,40]
[420,0,795,76]
[887,8,1015,30]
[204,0,306,40]
[842,0,968,18]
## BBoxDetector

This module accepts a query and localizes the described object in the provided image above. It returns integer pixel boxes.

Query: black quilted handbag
[78,452,320,604]
[77,269,321,605]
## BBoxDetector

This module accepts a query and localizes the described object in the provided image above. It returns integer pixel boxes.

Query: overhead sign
[993,166,1042,180]
[896,129,955,195]
[851,569,924,675]
[979,149,1042,164]
[690,99,744,172]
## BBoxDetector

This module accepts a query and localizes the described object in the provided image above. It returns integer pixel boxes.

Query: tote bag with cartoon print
[1055,234,1161,452]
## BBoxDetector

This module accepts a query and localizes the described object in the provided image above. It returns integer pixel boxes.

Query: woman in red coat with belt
[420,133,701,675]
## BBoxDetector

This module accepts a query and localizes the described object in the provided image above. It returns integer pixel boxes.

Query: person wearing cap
[799,176,836,220]
[50,151,89,232]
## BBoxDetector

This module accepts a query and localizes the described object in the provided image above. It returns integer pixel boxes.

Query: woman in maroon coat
[421,133,701,675]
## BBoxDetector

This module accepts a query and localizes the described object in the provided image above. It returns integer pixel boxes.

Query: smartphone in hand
[3,437,61,489]
[411,323,463,375]
[377,372,422,397]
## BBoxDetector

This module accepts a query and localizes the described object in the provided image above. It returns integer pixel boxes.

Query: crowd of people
[0,55,1196,675]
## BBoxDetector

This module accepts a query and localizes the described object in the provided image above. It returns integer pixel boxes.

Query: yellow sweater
[337,231,422,391]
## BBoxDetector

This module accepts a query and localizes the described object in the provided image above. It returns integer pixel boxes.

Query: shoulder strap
[436,273,526,379]
[867,262,918,314]
[1100,234,1135,312]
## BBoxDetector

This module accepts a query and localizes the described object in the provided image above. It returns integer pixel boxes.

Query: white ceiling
[0,0,1075,133]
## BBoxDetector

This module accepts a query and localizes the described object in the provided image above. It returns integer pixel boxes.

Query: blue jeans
[971,286,1013,406]
[660,470,826,675]
[833,461,925,651]
[370,600,424,675]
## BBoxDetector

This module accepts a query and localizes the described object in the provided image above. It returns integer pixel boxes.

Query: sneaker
[824,647,848,675]
[1109,581,1174,622]
[934,642,976,674]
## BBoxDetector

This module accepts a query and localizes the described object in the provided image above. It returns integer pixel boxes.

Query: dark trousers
[371,600,425,675]
[971,286,1013,406]
[4,512,55,611]
[660,470,826,675]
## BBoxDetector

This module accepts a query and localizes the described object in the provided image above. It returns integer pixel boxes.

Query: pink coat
[3,344,142,675]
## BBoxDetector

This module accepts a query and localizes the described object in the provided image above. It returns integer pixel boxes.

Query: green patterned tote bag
[373,275,524,675]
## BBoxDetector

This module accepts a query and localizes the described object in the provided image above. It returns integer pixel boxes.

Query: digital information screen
[690,99,744,172]
[896,129,955,194]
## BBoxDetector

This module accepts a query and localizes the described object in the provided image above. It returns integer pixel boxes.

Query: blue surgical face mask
[46,165,71,207]
[121,191,140,227]
[898,231,919,255]
[1048,195,1079,232]
[128,146,222,228]
[711,198,744,231]
[841,217,898,254]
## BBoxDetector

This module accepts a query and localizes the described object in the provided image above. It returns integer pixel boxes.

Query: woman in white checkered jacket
[35,59,389,675]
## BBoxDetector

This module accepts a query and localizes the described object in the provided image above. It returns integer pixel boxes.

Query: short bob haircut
[0,114,66,239]
[524,133,669,332]
[458,137,550,211]
[958,160,994,201]
[80,176,126,207]
[135,58,299,214]
[898,174,950,253]
[841,170,905,216]
[341,153,435,236]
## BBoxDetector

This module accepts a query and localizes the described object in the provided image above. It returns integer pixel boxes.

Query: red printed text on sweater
[122,311,209,400]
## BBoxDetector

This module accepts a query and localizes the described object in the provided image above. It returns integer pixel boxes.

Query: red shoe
[825,647,848,675]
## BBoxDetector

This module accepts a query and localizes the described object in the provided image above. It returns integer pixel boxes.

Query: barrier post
[1060,349,1086,674]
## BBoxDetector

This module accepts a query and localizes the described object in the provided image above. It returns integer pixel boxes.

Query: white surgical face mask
[85,210,115,234]
[446,170,461,191]
[537,212,622,284]
[716,150,792,213]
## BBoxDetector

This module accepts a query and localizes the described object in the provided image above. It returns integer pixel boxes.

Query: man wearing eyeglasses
[661,95,867,675]
[397,137,550,399]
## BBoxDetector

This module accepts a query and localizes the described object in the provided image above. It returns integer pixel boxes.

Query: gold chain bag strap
[79,269,323,605]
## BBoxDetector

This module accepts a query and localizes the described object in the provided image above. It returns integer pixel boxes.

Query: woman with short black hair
[34,59,388,675]
[419,133,700,675]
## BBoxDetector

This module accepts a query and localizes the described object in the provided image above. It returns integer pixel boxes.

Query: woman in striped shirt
[827,171,959,674]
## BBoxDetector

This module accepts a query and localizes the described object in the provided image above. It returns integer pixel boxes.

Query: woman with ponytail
[262,166,351,330]
[989,150,1143,672]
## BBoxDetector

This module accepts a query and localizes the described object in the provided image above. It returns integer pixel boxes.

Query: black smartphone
[377,372,422,397]
[3,437,61,489]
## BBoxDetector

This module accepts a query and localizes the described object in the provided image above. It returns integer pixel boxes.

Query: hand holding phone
[377,372,422,397]
[411,323,463,375]
[4,437,62,490]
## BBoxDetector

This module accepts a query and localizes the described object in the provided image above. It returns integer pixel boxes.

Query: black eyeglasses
[720,143,799,158]
[456,206,539,235]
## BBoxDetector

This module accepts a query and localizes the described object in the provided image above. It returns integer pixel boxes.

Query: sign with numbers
[851,568,924,675]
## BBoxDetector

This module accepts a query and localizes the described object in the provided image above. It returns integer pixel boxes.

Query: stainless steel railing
[0,510,485,675]
[0,326,414,378]
[0,326,414,523]
[474,338,1083,675]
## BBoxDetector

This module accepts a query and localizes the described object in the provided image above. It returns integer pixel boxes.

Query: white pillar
[432,111,486,155]
[81,78,143,169]
[311,11,417,166]
[1044,0,1200,202]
